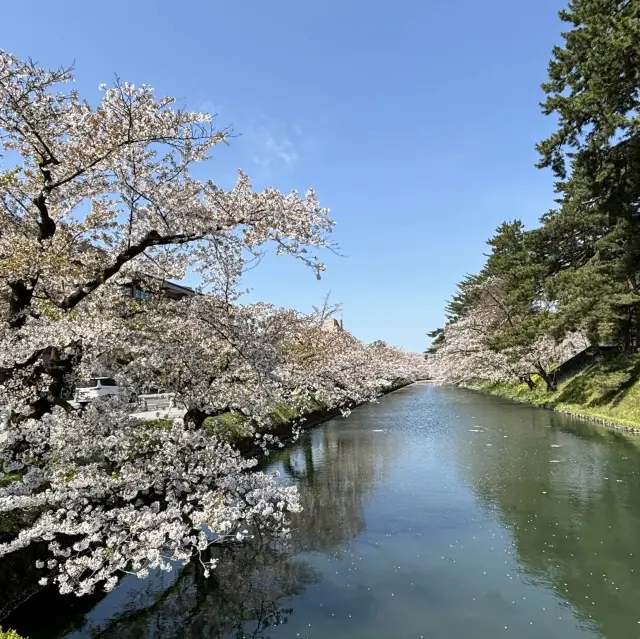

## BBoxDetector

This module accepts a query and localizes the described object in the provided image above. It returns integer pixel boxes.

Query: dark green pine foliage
[444,273,486,321]
[425,327,444,355]
[482,221,550,341]
[536,0,640,350]
[481,221,559,390]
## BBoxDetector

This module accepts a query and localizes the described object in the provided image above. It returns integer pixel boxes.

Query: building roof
[161,280,196,296]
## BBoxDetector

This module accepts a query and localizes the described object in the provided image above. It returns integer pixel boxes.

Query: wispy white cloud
[193,99,220,116]
[252,131,298,168]
[246,117,302,173]
[187,103,306,179]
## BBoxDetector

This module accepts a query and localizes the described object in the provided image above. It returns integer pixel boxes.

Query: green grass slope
[471,353,640,430]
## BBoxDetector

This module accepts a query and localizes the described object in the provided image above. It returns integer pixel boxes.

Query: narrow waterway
[7,383,640,638]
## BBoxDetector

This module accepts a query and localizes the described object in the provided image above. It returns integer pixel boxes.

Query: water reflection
[454,391,640,639]
[9,386,640,638]
[277,416,400,554]
[72,544,319,639]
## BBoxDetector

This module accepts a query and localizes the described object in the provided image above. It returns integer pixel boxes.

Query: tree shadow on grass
[593,360,640,407]
[552,354,640,409]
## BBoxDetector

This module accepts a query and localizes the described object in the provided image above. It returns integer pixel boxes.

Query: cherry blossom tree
[0,50,333,595]
[120,297,300,428]
[276,301,429,415]
[429,279,588,387]
[0,50,424,597]
[124,292,428,428]
[428,309,523,385]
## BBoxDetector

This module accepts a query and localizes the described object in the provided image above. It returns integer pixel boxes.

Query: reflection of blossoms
[0,49,426,597]
[78,542,320,639]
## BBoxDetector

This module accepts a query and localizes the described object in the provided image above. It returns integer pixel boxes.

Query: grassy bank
[468,353,640,432]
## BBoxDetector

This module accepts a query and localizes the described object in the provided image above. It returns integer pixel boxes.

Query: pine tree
[536,0,640,350]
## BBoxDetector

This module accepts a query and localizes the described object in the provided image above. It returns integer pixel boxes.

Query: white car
[74,377,127,404]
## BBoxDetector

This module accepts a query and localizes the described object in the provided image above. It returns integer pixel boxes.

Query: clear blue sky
[1,0,566,352]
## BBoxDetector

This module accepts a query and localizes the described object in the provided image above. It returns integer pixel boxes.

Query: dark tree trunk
[184,407,209,429]
[534,363,556,393]
[183,407,229,429]
[5,341,82,426]
[8,279,37,329]
[523,375,535,391]
[621,307,634,352]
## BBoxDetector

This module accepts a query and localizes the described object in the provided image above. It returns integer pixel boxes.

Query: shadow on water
[79,544,318,639]
[10,541,321,639]
[0,543,108,636]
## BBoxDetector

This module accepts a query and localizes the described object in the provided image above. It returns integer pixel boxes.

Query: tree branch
[60,230,207,310]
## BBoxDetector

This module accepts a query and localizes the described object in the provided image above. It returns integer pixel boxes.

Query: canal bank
[201,377,413,457]
[464,352,640,435]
